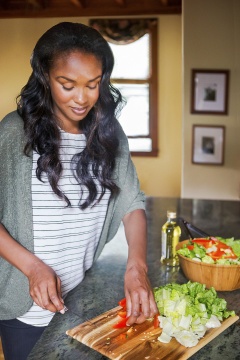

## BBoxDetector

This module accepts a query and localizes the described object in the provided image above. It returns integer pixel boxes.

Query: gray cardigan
[0,111,145,319]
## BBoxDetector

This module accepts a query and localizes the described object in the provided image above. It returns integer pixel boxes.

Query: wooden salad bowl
[176,240,240,291]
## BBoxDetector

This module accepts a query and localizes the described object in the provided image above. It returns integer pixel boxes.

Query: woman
[0,22,158,359]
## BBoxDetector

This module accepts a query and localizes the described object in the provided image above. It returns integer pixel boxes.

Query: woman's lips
[71,106,88,115]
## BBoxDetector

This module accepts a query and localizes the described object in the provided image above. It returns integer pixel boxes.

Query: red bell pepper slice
[223,252,238,259]
[209,248,225,259]
[113,316,129,329]
[118,298,127,308]
[208,240,237,260]
[153,313,160,328]
[117,310,127,318]
[192,238,216,249]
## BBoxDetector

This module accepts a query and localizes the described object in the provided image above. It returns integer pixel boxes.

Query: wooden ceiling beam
[70,0,85,8]
[26,0,43,9]
[0,0,182,18]
[160,0,169,5]
[113,0,126,6]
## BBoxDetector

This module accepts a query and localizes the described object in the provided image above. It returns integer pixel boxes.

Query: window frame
[111,20,159,157]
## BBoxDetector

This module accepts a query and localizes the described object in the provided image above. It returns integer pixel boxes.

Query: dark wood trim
[70,0,85,8]
[131,149,159,157]
[112,79,149,84]
[149,19,159,156]
[0,0,181,19]
[131,20,159,157]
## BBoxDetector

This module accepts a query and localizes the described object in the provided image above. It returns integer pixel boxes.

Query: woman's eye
[88,84,99,90]
[62,85,73,91]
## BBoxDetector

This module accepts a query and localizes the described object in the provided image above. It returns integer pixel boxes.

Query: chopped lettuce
[201,255,215,264]
[154,281,235,347]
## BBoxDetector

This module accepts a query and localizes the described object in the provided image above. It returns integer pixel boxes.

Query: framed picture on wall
[192,125,225,165]
[191,69,229,115]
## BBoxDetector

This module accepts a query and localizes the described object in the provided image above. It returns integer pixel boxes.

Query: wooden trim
[148,20,159,156]
[131,149,158,157]
[132,20,159,157]
[112,79,149,84]
[113,0,126,6]
[111,21,159,157]
[70,0,85,8]
[0,0,181,18]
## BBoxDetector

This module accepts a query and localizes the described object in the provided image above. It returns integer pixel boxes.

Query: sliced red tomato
[113,317,129,329]
[153,313,160,329]
[187,245,194,250]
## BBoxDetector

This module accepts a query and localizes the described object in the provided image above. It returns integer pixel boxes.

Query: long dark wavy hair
[17,22,124,209]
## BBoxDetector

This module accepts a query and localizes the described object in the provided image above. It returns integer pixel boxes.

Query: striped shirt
[17,129,110,326]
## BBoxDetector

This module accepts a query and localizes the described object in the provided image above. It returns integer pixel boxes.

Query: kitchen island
[27,197,240,360]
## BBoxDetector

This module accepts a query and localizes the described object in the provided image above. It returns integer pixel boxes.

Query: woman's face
[48,50,102,134]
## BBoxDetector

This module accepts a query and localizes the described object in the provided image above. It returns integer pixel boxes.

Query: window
[90,19,158,156]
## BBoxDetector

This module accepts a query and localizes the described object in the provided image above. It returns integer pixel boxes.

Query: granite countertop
[27,197,240,360]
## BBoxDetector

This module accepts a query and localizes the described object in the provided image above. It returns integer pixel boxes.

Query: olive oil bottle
[161,211,181,266]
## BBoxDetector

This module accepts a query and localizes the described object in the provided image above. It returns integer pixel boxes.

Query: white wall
[182,0,240,200]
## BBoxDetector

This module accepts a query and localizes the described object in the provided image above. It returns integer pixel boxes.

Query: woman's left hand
[124,262,158,326]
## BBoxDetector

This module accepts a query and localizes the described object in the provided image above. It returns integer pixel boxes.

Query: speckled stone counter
[27,197,240,360]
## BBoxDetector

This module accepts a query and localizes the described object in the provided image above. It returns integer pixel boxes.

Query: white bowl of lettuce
[176,237,240,291]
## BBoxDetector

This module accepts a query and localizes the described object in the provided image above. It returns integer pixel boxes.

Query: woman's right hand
[0,223,64,313]
[27,260,64,313]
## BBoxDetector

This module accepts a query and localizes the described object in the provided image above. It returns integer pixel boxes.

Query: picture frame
[192,125,225,165]
[191,69,229,115]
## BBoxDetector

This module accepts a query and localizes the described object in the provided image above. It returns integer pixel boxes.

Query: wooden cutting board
[66,306,239,360]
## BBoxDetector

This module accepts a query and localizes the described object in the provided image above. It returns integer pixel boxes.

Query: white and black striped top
[17,129,110,327]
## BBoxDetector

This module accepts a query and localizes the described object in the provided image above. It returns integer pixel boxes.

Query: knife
[59,305,82,318]
[60,305,96,326]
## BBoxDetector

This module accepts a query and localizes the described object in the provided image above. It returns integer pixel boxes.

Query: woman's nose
[74,88,87,104]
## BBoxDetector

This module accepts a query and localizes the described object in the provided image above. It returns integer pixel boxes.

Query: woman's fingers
[28,261,64,312]
[126,291,156,325]
[124,264,159,325]
[47,278,64,312]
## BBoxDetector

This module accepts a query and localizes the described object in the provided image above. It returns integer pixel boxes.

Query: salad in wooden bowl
[176,237,240,291]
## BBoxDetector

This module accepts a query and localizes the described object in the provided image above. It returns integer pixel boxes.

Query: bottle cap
[167,211,176,218]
